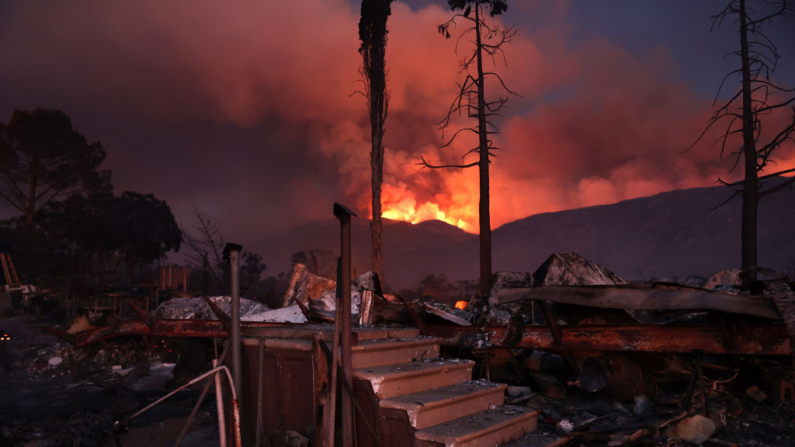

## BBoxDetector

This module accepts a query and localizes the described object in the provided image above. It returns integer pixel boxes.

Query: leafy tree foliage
[114,192,181,282]
[33,191,181,281]
[36,191,118,271]
[242,252,266,287]
[0,109,111,225]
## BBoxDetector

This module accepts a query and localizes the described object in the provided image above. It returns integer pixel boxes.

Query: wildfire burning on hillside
[376,182,479,232]
[382,199,474,231]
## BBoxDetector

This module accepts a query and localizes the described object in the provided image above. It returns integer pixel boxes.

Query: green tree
[0,108,111,226]
[113,192,182,283]
[421,0,518,294]
[37,191,118,272]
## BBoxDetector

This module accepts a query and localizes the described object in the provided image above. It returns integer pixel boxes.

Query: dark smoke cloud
[0,0,792,244]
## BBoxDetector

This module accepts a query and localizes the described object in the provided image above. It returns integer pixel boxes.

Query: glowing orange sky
[1,0,793,239]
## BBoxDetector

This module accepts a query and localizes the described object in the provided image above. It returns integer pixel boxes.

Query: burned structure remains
[3,206,794,447]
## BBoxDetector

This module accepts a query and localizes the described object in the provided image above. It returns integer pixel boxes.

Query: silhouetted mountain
[250,181,795,290]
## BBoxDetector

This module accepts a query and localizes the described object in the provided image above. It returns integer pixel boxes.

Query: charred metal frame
[47,320,791,357]
[423,324,791,355]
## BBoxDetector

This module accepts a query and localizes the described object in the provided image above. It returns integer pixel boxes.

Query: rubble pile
[419,295,472,326]
[532,252,628,287]
[411,252,795,446]
[156,295,263,319]
[2,250,793,446]
[154,295,308,324]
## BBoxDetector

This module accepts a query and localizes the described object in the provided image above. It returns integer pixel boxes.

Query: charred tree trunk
[359,0,392,284]
[425,0,514,296]
[474,3,492,295]
[691,0,794,279]
[371,145,384,282]
[739,0,758,277]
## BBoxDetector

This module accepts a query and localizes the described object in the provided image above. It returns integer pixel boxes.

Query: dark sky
[1,0,793,248]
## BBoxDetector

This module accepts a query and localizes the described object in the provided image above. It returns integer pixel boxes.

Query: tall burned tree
[421,0,518,294]
[692,0,795,277]
[359,0,393,283]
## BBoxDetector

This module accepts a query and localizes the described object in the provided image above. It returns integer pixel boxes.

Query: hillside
[250,182,795,289]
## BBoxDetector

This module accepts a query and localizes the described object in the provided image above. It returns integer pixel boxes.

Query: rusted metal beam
[495,286,781,320]
[202,296,232,331]
[425,324,792,356]
[292,296,311,320]
[47,319,366,348]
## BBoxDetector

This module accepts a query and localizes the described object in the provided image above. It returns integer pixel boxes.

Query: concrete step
[498,433,570,447]
[353,359,475,399]
[380,380,507,430]
[414,405,539,447]
[351,336,442,369]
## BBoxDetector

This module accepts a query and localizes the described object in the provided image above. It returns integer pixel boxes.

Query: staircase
[350,330,538,447]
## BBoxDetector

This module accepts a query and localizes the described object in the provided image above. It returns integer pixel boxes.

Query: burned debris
[2,246,794,447]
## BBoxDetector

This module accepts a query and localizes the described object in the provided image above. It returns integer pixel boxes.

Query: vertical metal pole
[334,203,356,447]
[230,248,241,406]
[224,242,244,424]
[213,359,228,447]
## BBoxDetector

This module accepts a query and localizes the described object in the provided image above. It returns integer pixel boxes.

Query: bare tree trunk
[475,2,492,295]
[360,0,391,284]
[739,0,758,278]
[371,133,384,282]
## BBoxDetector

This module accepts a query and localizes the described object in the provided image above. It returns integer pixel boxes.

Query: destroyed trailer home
[29,246,794,447]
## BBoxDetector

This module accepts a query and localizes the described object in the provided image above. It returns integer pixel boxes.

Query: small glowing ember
[455,301,468,310]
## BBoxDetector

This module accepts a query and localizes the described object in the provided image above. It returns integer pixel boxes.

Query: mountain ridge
[249,181,795,289]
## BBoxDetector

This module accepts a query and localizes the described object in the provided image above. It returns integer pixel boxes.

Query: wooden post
[334,203,356,447]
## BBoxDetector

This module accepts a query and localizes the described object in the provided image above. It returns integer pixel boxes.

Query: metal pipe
[118,364,241,447]
[334,203,355,447]
[214,359,228,447]
[175,341,231,447]
[228,245,242,405]
[128,365,238,420]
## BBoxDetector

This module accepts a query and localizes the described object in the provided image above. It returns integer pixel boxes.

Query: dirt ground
[0,312,221,447]
[2,308,794,447]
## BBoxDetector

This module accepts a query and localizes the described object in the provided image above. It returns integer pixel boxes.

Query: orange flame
[379,188,477,232]
[455,301,468,310]
[368,178,480,232]
[382,200,469,229]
